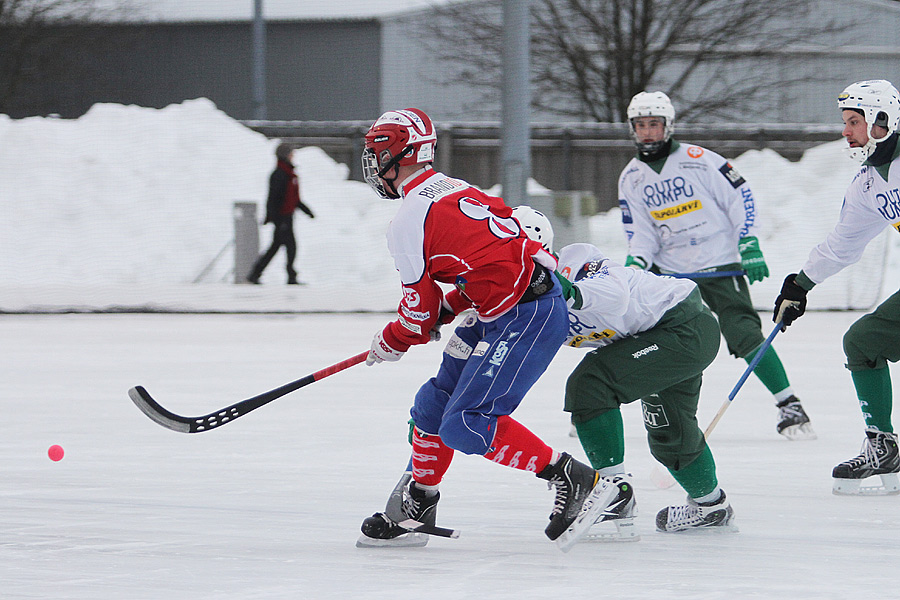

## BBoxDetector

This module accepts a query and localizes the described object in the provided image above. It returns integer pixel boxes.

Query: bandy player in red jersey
[356,108,632,551]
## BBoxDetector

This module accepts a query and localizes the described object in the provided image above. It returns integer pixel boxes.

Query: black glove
[774,274,808,330]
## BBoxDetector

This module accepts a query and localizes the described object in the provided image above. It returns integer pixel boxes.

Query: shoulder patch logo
[687,146,704,158]
[718,162,746,189]
[619,199,633,224]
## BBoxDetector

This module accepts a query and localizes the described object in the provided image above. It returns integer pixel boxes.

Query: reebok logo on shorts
[632,344,659,359]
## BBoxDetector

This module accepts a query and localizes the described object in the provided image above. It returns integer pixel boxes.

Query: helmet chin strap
[382,164,402,199]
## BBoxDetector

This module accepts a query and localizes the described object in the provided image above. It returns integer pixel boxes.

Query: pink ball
[48,445,65,461]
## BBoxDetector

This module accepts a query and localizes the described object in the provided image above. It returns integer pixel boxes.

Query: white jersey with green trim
[802,160,900,284]
[618,142,758,274]
[557,243,696,348]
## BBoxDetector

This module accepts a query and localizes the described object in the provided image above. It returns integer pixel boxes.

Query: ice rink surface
[2,310,898,599]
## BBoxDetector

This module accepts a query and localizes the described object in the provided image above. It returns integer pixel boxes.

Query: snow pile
[0,99,896,312]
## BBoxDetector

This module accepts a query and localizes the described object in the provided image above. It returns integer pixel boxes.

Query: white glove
[366,330,405,366]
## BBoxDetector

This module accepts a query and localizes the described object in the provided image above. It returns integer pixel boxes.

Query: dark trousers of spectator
[247,220,298,284]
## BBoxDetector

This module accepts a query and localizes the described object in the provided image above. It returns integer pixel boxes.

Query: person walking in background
[775,79,900,496]
[618,91,815,441]
[246,143,315,285]
[355,108,629,551]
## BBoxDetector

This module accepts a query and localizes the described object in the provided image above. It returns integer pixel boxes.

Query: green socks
[670,444,718,499]
[574,410,624,471]
[744,344,790,395]
[851,367,894,433]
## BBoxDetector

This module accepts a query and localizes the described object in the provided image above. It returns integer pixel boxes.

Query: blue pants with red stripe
[411,280,567,455]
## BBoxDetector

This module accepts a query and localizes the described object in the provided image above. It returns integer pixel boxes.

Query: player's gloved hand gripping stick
[128,351,369,433]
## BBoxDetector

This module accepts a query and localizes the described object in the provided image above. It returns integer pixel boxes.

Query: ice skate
[580,474,640,544]
[832,429,900,496]
[655,490,737,533]
[536,453,601,545]
[776,396,816,440]
[356,477,440,548]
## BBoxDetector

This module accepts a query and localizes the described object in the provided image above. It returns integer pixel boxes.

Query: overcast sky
[118,0,456,21]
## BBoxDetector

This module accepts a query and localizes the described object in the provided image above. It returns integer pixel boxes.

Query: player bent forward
[355,108,630,551]
[514,207,735,533]
[775,80,900,496]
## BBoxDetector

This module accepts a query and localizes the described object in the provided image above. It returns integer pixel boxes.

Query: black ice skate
[655,490,736,533]
[832,429,900,496]
[356,475,442,548]
[776,396,816,440]
[537,453,600,542]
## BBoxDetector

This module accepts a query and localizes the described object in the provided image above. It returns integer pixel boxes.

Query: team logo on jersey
[455,275,468,293]
[402,287,420,307]
[566,329,617,348]
[398,315,422,335]
[687,146,704,158]
[876,188,900,221]
[575,259,608,282]
[893,222,900,233]
[400,305,431,322]
[641,400,670,429]
[650,200,702,220]
[642,176,694,207]
[619,199,633,224]
[718,162,746,188]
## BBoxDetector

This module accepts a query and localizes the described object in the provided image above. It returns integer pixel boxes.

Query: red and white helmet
[362,108,436,199]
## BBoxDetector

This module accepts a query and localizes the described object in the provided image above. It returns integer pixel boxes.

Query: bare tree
[0,0,134,114]
[424,0,851,123]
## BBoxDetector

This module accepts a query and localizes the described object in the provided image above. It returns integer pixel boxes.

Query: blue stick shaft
[728,321,782,402]
[666,270,746,279]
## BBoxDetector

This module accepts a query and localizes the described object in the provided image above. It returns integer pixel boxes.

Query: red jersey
[382,167,557,352]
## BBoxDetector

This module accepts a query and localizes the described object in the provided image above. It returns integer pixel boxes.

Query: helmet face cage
[627,91,675,155]
[838,80,900,162]
[512,206,554,253]
[362,108,436,199]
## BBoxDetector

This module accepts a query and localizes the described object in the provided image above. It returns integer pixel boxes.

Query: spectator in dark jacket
[247,143,315,284]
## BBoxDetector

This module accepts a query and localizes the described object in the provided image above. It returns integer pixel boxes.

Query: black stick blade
[128,386,192,433]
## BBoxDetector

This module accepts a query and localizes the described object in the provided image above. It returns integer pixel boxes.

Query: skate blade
[832,473,900,496]
[355,532,429,548]
[581,517,641,543]
[779,423,817,441]
[555,479,621,553]
[657,521,739,535]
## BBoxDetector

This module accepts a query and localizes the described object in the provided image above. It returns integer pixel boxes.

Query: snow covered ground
[2,310,898,599]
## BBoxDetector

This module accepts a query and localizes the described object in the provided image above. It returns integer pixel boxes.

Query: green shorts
[564,288,721,469]
[843,288,900,371]
[692,264,764,358]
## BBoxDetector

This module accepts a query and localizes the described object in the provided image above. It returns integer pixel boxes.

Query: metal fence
[243,120,843,212]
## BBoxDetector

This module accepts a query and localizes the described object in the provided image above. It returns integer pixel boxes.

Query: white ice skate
[580,474,640,543]
[555,474,637,552]
[655,490,738,533]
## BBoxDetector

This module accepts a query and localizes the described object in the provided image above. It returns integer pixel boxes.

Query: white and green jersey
[802,155,900,284]
[618,141,759,273]
[557,243,697,348]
